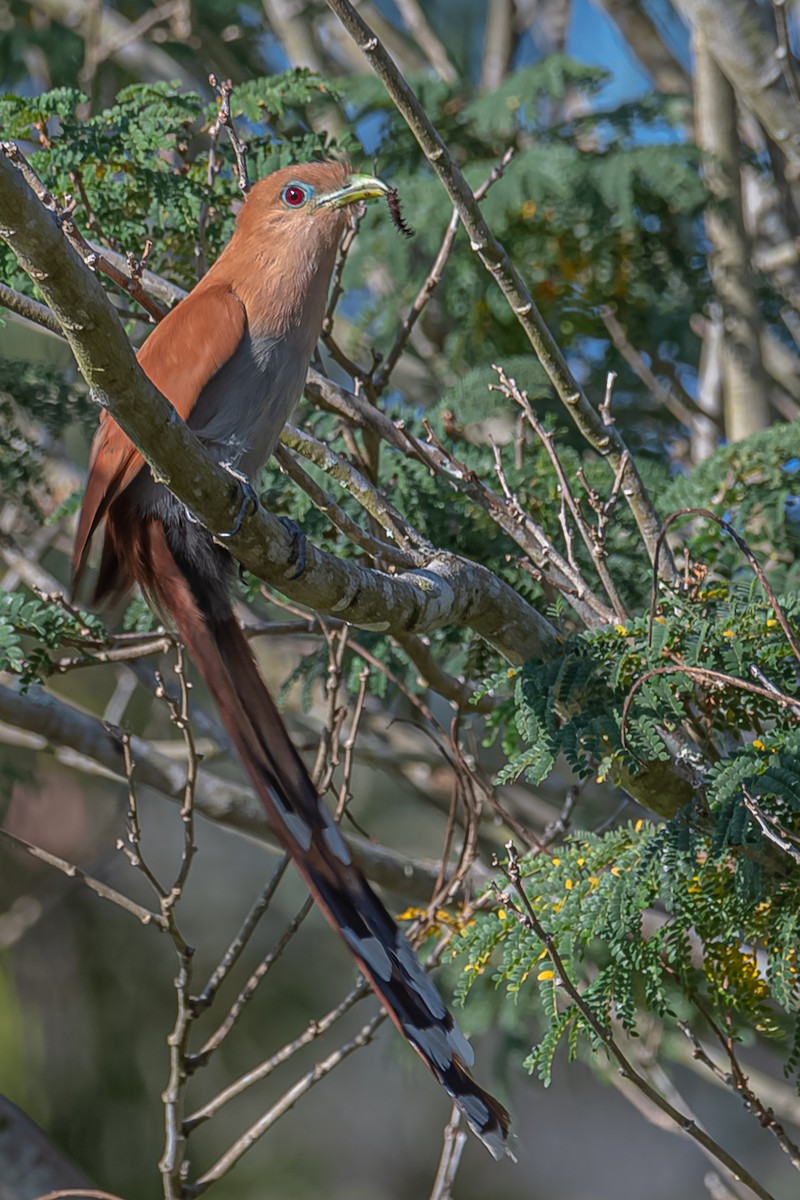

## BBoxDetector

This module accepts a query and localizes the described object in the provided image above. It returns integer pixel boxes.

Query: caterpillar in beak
[386,186,415,238]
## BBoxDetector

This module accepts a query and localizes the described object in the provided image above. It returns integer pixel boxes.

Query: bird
[71,161,511,1159]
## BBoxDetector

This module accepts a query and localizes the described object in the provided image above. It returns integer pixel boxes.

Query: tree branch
[0,682,468,901]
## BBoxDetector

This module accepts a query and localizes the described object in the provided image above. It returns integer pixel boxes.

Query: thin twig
[152,644,201,1199]
[312,620,350,790]
[32,1192,127,1200]
[334,663,370,819]
[688,998,800,1170]
[600,305,716,442]
[190,856,290,1016]
[117,731,168,898]
[420,415,614,625]
[187,1007,387,1193]
[274,439,422,568]
[190,896,314,1066]
[650,509,800,667]
[0,826,166,929]
[323,209,361,335]
[183,982,370,1131]
[494,364,629,621]
[208,76,249,193]
[427,1107,468,1200]
[742,791,800,866]
[373,147,515,393]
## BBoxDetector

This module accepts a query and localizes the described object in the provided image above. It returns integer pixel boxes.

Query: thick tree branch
[0,682,471,900]
[0,148,556,665]
[694,32,770,439]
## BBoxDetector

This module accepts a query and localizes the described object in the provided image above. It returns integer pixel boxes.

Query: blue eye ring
[281,182,313,208]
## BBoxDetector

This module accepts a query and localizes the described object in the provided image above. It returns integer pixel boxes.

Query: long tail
[135,516,511,1158]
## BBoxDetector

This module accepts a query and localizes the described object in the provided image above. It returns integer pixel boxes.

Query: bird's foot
[278,516,307,580]
[217,464,259,540]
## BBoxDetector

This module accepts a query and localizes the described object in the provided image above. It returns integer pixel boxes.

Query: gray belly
[188,327,311,477]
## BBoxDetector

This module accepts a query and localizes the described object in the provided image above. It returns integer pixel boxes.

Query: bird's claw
[278,516,307,580]
[218,466,259,540]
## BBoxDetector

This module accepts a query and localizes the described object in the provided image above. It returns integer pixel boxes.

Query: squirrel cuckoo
[72,161,510,1159]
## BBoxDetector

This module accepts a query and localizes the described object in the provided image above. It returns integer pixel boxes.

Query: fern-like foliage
[0,592,107,688]
[451,821,799,1086]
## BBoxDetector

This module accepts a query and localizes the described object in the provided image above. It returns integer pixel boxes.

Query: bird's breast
[188,325,313,476]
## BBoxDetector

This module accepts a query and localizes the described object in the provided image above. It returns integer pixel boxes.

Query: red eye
[282,183,309,207]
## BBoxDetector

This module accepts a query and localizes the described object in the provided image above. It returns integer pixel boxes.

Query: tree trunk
[694,31,770,440]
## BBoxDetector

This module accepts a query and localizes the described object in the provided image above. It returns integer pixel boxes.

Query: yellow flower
[537,969,555,981]
[497,909,507,921]
[722,630,735,638]
[766,619,777,628]
[615,624,628,636]
[634,819,644,832]
[753,739,765,751]
[610,866,621,877]
[565,879,573,890]
[576,857,586,867]
[551,857,560,867]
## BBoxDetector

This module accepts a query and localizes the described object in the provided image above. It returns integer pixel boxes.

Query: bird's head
[223,161,392,332]
[235,161,391,251]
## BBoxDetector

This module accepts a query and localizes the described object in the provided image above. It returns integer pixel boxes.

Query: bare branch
[0,682,461,901]
[187,1007,386,1193]
[428,1107,468,1200]
[494,364,629,622]
[0,825,166,929]
[374,147,515,394]
[208,75,250,193]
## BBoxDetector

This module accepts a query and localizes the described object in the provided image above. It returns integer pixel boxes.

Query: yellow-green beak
[315,173,391,209]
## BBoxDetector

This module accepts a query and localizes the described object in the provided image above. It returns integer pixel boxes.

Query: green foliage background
[1,49,799,1200]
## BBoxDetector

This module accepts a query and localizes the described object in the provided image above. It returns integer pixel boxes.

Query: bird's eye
[282,183,311,208]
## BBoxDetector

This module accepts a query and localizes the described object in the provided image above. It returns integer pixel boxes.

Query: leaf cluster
[0,74,356,290]
[451,820,800,1087]
[0,591,107,689]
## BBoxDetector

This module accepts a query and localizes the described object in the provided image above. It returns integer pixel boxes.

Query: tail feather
[136,517,512,1159]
